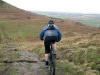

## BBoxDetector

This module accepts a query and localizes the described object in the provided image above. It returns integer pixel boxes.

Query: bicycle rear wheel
[50,55,56,75]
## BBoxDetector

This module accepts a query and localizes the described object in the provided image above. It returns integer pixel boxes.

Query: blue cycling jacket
[40,24,62,42]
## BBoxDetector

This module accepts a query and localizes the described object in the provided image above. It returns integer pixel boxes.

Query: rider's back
[44,24,58,37]
[40,24,62,42]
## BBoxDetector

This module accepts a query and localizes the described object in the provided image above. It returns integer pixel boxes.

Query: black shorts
[44,36,57,54]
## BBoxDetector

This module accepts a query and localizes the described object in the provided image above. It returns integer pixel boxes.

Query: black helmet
[48,20,54,24]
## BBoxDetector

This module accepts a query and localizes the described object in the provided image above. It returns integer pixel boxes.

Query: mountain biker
[40,20,62,67]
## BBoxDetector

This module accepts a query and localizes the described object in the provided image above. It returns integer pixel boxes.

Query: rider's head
[48,20,54,24]
[48,20,54,27]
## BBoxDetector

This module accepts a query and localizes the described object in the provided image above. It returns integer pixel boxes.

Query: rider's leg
[45,54,49,61]
[52,43,56,50]
[44,42,50,66]
[45,54,49,66]
[52,43,56,58]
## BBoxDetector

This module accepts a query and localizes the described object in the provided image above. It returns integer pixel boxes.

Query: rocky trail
[0,39,48,75]
[12,50,48,75]
[0,46,66,75]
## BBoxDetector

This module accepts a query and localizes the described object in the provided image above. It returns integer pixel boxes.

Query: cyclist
[40,20,62,67]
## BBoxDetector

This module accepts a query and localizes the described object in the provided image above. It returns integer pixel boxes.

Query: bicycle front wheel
[50,63,55,75]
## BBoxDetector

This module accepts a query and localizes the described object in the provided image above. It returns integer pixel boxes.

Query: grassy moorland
[0,1,100,75]
[34,11,100,28]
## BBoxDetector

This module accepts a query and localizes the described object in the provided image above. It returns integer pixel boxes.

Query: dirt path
[12,50,48,75]
[14,50,66,75]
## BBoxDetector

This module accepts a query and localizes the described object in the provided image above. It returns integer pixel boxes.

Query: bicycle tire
[50,62,55,75]
[49,53,56,75]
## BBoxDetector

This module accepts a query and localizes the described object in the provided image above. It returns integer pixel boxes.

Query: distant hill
[33,11,100,27]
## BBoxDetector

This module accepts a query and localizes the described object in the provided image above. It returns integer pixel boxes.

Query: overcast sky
[3,0,100,14]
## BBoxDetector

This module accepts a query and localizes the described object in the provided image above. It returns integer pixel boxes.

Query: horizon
[3,0,100,14]
[30,10,100,15]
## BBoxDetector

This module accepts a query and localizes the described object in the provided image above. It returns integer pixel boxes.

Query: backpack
[44,25,58,38]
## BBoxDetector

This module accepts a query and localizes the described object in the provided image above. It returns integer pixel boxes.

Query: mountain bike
[48,43,56,75]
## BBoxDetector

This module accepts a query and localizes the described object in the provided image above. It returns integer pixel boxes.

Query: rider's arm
[40,25,48,40]
[40,30,45,40]
[54,25,62,42]
[57,29,62,42]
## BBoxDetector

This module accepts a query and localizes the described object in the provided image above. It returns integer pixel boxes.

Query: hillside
[0,1,48,20]
[34,11,100,27]
[0,1,100,75]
